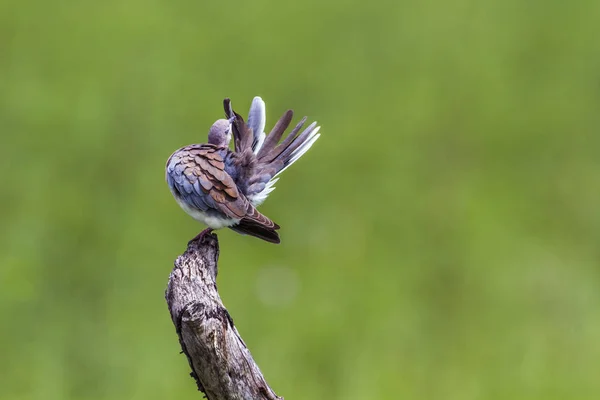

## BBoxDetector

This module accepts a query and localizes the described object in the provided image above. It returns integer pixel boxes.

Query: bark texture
[165,233,282,400]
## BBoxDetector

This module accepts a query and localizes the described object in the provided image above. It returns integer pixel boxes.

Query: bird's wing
[247,112,320,206]
[246,96,267,154]
[167,145,279,230]
[224,98,253,154]
[222,97,320,208]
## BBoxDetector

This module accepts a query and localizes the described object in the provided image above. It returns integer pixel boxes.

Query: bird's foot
[188,228,214,245]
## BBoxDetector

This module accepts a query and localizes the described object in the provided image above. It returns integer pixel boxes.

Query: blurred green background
[1,0,600,399]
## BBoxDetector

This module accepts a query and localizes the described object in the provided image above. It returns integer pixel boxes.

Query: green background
[2,1,600,399]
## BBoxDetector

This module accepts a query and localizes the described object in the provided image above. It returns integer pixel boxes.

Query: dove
[165,97,321,243]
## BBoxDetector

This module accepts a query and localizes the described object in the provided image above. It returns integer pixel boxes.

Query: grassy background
[2,0,600,399]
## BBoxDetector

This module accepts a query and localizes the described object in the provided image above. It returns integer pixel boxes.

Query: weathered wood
[165,233,282,400]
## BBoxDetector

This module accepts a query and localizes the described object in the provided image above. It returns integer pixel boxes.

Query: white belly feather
[173,192,239,229]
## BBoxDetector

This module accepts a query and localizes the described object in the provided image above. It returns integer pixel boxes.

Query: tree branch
[165,233,282,400]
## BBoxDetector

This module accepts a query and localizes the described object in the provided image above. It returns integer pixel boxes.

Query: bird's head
[207,117,234,147]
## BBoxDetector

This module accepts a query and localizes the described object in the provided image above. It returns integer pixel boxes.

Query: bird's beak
[227,116,235,134]
[227,117,235,136]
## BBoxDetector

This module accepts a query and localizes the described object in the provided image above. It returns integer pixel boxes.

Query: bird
[165,96,321,244]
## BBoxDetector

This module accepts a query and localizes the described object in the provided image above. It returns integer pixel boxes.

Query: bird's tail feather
[229,219,280,244]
